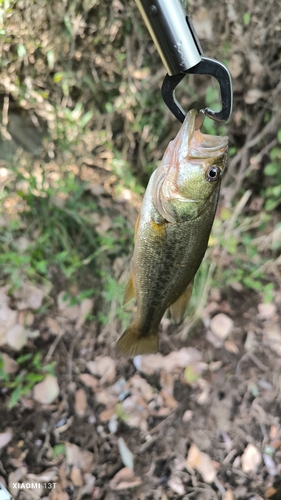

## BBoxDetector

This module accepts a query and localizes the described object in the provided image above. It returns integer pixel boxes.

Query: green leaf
[270,147,281,160]
[32,352,42,369]
[265,198,279,211]
[25,373,44,383]
[264,162,278,176]
[17,43,26,59]
[272,185,281,197]
[229,146,237,157]
[47,49,55,71]
[35,260,48,274]
[243,12,250,25]
[53,72,65,83]
[43,362,56,376]
[105,102,114,113]
[243,277,263,291]
[17,353,33,364]
[52,444,66,458]
[64,15,73,35]
[278,129,281,144]
[79,111,93,129]
[9,385,23,408]
[184,365,200,384]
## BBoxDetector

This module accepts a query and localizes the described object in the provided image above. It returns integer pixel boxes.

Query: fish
[117,109,228,357]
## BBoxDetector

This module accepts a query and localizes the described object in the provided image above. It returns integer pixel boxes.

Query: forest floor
[0,152,281,500]
[1,0,281,499]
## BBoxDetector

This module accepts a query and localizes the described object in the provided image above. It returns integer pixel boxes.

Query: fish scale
[117,109,228,357]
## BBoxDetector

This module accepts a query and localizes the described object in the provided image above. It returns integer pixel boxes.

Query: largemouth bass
[117,109,228,357]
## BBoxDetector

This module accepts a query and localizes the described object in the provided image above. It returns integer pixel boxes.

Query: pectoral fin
[134,213,140,243]
[123,272,136,306]
[170,281,193,324]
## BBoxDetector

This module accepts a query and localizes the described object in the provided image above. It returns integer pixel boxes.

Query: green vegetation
[0,352,56,408]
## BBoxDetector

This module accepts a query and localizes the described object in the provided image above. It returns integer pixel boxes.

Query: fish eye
[206,165,221,182]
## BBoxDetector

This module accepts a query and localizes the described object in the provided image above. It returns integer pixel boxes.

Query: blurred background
[0,0,281,498]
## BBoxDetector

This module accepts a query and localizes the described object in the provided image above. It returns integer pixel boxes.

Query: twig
[224,109,281,200]
[236,351,268,374]
[44,331,64,363]
[148,408,177,435]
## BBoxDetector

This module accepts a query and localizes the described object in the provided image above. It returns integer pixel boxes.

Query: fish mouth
[177,109,228,162]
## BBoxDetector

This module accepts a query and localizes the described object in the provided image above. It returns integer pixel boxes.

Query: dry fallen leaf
[245,88,264,104]
[224,340,239,355]
[263,325,281,356]
[210,314,234,340]
[99,407,116,422]
[228,53,243,79]
[0,429,13,449]
[129,374,154,402]
[186,443,217,483]
[122,394,149,432]
[80,474,96,497]
[9,466,28,493]
[182,410,193,422]
[265,487,277,498]
[95,389,118,407]
[1,353,19,374]
[241,443,262,473]
[33,375,59,404]
[46,317,62,335]
[160,389,177,408]
[14,283,45,310]
[95,215,112,235]
[79,373,99,392]
[167,476,185,495]
[6,324,29,351]
[75,388,87,416]
[87,356,116,384]
[70,466,83,487]
[57,291,80,321]
[258,302,276,320]
[224,490,234,500]
[109,467,142,490]
[118,437,134,470]
[0,287,18,345]
[65,443,94,472]
[192,8,213,40]
[50,483,69,500]
[206,329,223,348]
[75,298,93,330]
[270,425,278,440]
[134,348,201,375]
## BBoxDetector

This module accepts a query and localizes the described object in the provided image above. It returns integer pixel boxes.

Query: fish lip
[178,109,228,161]
[181,109,198,148]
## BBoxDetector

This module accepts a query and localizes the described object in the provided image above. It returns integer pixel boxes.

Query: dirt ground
[1,235,281,500]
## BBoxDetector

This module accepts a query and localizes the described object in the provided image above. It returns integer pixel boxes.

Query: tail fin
[117,322,158,357]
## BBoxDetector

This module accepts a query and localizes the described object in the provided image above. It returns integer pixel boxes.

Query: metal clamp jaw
[135,0,233,124]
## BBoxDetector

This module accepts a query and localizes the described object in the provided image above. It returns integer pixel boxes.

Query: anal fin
[170,281,193,324]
